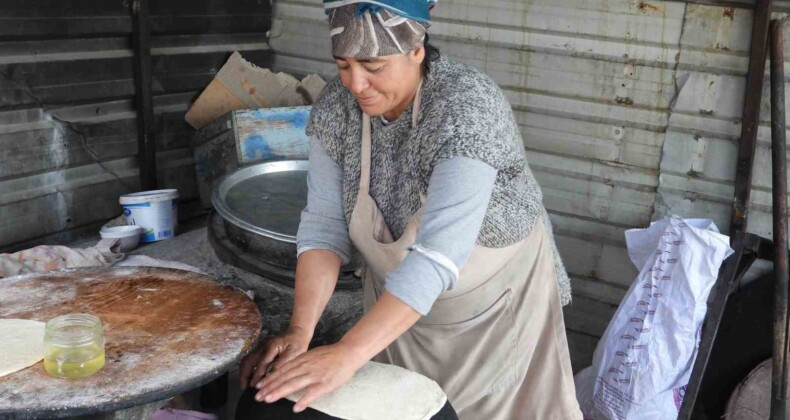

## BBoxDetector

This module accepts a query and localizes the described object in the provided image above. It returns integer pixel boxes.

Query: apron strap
[360,113,372,195]
[359,80,423,196]
[411,80,422,128]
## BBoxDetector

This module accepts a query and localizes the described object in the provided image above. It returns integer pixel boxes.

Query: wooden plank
[0,50,273,109]
[0,0,127,17]
[0,18,131,40]
[0,16,273,40]
[150,0,272,15]
[0,97,202,180]
[0,123,137,180]
[0,0,269,17]
[149,15,272,36]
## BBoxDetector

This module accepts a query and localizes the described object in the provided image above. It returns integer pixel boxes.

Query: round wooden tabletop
[0,266,262,419]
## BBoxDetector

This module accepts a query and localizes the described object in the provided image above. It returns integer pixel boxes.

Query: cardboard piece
[185,52,327,129]
[298,74,327,104]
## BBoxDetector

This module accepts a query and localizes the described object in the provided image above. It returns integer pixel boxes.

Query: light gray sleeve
[295,136,352,264]
[384,157,497,315]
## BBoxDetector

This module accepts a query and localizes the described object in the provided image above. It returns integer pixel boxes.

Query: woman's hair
[422,33,441,75]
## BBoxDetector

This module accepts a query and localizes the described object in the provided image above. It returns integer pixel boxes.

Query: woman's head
[324,0,437,118]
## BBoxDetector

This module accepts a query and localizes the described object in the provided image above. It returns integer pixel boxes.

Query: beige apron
[347,86,582,420]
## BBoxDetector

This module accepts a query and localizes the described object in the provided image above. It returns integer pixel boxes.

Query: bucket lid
[100,225,143,239]
[120,189,179,205]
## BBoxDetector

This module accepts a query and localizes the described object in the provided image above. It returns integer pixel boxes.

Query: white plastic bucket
[119,189,179,243]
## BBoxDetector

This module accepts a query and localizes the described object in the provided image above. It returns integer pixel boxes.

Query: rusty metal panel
[656,4,790,244]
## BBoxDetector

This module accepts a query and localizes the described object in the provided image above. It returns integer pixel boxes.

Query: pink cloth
[152,408,218,420]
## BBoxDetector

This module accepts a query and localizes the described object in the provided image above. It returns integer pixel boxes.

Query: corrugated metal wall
[0,0,272,252]
[267,0,786,370]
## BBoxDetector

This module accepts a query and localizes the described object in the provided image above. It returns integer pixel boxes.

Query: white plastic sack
[591,216,733,419]
[576,366,686,420]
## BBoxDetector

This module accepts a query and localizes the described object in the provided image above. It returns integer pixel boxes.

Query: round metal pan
[210,160,360,289]
[213,160,310,243]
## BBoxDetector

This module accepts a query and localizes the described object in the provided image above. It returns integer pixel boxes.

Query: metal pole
[132,0,157,190]
[771,18,790,420]
[731,0,773,239]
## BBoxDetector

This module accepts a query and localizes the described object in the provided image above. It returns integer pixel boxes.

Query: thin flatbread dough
[286,361,447,420]
[0,319,46,377]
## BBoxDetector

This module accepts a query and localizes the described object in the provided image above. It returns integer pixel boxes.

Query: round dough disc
[0,319,46,377]
[287,361,447,420]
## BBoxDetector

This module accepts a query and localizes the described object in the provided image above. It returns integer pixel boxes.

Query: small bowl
[100,225,143,252]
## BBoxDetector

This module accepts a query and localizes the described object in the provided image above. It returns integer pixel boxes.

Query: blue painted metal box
[192,106,311,208]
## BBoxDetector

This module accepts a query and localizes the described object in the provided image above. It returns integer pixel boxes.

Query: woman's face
[335,48,426,118]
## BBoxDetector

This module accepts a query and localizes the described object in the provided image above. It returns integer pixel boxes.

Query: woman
[238,0,582,418]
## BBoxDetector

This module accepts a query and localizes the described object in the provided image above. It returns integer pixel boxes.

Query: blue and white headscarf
[323,0,437,58]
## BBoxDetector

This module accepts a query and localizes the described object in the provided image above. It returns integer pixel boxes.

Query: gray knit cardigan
[306,56,571,305]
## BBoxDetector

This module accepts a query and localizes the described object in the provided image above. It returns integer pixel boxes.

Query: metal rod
[731,0,772,239]
[771,18,790,420]
[132,0,157,190]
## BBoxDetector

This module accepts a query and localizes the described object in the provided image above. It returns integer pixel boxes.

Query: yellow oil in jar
[44,343,105,378]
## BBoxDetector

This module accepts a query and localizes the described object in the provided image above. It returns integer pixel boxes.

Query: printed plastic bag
[591,216,733,419]
[576,366,686,420]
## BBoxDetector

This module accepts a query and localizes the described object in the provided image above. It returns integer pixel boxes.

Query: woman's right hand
[239,326,312,390]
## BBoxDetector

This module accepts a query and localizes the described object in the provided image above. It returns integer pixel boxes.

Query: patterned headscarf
[324,0,437,58]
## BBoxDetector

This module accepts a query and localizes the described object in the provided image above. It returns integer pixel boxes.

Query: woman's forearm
[289,249,343,338]
[339,291,421,360]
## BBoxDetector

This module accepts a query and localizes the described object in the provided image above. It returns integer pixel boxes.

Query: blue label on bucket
[141,231,156,242]
[122,195,177,243]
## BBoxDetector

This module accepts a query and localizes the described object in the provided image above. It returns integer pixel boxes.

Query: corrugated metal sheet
[267,0,768,370]
[0,1,272,251]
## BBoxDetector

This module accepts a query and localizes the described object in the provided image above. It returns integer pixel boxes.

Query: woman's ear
[409,46,426,65]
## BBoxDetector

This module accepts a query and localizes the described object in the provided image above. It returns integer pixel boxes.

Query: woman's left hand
[254,341,368,412]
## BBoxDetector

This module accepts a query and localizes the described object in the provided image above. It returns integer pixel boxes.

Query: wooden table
[0,267,262,419]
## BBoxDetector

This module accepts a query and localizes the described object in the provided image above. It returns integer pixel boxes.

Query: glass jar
[43,313,106,378]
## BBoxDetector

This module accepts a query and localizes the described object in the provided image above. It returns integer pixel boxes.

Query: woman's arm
[289,249,343,340]
[338,291,420,359]
[241,137,351,389]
